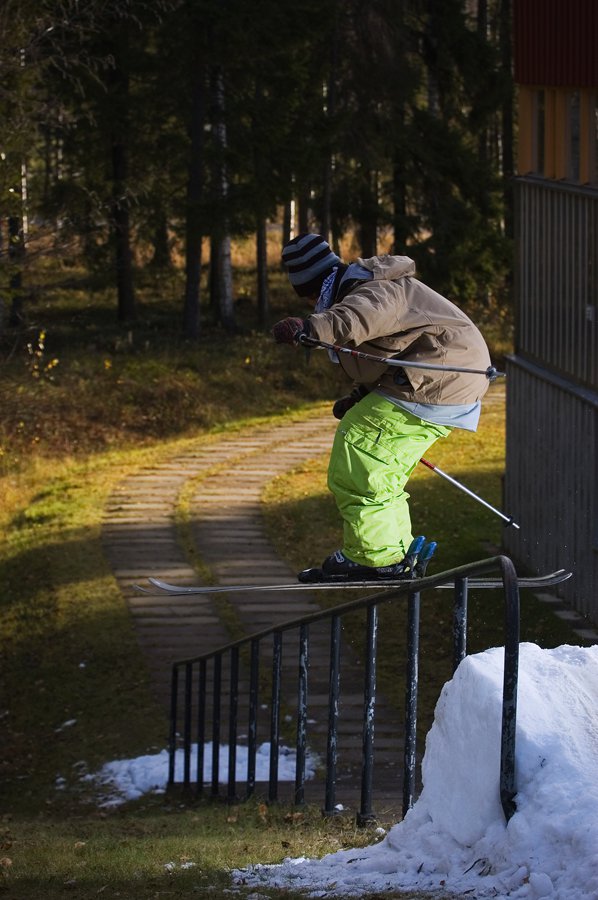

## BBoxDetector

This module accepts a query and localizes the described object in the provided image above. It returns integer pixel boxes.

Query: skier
[273,233,492,583]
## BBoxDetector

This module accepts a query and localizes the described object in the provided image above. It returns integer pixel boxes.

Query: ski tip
[132,582,155,594]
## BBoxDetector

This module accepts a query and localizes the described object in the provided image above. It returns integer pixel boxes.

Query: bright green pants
[327,393,451,567]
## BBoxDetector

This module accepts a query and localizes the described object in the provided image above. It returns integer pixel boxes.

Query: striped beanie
[281,233,341,297]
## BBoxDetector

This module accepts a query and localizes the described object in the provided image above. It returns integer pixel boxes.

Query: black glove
[272,317,308,345]
[332,395,357,419]
[332,385,370,420]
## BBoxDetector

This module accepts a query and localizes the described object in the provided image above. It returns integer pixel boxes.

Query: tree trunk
[151,209,171,270]
[211,233,234,329]
[477,0,489,167]
[426,0,440,116]
[111,141,136,322]
[282,201,292,246]
[359,169,378,257]
[183,54,206,340]
[108,27,136,323]
[256,217,269,327]
[8,215,25,327]
[297,188,310,233]
[392,152,408,253]
[210,67,235,330]
[321,27,339,244]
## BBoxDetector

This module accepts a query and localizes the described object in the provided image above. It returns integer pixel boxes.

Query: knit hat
[281,233,341,297]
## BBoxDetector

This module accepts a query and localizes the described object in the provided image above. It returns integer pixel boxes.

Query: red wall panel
[514,0,598,87]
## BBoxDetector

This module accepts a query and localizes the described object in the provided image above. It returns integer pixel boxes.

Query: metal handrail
[168,555,520,822]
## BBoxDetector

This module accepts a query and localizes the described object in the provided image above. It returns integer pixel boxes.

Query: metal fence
[168,556,521,824]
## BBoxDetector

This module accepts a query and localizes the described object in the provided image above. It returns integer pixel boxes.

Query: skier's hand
[332,395,356,419]
[272,317,307,345]
[332,385,370,419]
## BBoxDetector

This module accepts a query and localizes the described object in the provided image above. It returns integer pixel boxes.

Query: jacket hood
[358,254,416,280]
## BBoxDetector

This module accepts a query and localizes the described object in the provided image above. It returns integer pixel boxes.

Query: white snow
[233,643,598,899]
[86,741,318,807]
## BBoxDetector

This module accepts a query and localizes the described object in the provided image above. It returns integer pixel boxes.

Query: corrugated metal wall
[516,178,598,390]
[504,357,598,619]
[505,177,598,619]
[514,0,598,87]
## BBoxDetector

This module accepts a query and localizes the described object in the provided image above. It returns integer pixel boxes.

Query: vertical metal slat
[247,638,259,798]
[357,604,378,826]
[269,631,283,803]
[324,614,341,817]
[227,647,239,803]
[403,589,421,818]
[211,654,222,797]
[196,659,206,796]
[295,624,309,806]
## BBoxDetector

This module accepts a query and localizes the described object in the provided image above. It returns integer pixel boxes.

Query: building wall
[514,0,598,87]
[506,177,598,618]
[504,356,598,619]
[506,2,598,618]
[514,178,598,389]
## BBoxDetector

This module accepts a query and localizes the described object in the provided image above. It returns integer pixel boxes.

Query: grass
[0,251,566,899]
[2,798,407,900]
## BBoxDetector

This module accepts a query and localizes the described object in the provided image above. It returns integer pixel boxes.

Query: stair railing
[168,555,520,823]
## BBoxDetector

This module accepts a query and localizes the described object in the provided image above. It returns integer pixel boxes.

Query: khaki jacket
[306,255,491,406]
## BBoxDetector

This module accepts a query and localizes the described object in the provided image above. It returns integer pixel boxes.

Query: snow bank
[86,741,317,807]
[234,643,598,898]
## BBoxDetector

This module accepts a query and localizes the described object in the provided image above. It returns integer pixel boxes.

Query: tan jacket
[306,255,491,406]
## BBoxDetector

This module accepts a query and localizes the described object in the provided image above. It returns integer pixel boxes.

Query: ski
[134,569,572,596]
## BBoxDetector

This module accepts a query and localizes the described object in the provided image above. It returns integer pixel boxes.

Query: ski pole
[420,458,520,529]
[299,334,505,381]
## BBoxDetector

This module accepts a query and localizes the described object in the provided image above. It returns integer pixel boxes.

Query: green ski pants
[327,392,451,567]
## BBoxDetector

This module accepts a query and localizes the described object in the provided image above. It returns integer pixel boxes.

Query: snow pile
[86,741,317,807]
[234,643,598,898]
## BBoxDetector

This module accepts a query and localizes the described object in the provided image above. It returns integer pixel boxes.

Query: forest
[1,0,514,339]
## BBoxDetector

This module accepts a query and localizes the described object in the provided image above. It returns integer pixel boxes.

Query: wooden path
[101,412,405,815]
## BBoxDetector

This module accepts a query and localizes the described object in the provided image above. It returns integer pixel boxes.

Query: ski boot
[413,540,437,578]
[298,536,434,584]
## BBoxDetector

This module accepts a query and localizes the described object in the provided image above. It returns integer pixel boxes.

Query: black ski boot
[298,536,433,584]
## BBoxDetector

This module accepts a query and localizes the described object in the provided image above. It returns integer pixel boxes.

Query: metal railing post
[499,558,520,821]
[295,624,309,806]
[183,662,193,788]
[453,576,468,672]
[247,638,259,798]
[403,588,421,817]
[211,654,222,797]
[269,631,283,802]
[227,647,239,803]
[196,659,206,796]
[168,665,179,786]
[358,603,378,826]
[324,614,341,816]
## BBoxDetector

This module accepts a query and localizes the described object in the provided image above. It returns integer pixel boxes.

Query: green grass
[1,799,403,900]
